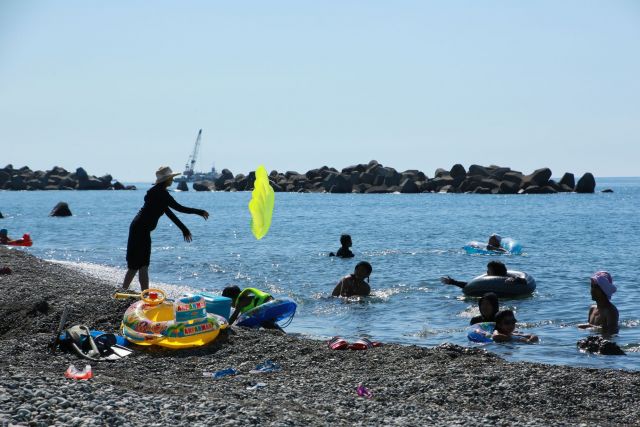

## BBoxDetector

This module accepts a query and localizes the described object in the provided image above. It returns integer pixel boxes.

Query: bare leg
[122,269,138,290]
[139,266,149,291]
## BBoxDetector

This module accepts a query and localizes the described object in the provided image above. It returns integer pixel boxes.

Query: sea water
[2,178,639,370]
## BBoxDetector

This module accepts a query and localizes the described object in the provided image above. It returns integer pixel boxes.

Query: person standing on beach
[578,271,619,335]
[121,166,209,291]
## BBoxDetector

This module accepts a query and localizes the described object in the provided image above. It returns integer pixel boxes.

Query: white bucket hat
[155,166,181,184]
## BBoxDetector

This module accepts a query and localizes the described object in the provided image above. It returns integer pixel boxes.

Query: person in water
[222,285,282,330]
[329,234,355,258]
[578,271,619,335]
[121,166,209,291]
[492,310,539,343]
[0,229,13,244]
[332,261,372,297]
[487,234,507,253]
[470,292,500,325]
[440,261,524,289]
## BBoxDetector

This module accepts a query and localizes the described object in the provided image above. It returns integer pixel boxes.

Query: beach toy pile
[121,289,228,349]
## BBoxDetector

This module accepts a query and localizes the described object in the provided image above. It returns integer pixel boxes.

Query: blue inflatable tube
[463,237,522,255]
[236,299,297,328]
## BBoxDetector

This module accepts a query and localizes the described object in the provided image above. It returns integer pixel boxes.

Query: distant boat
[174,129,220,183]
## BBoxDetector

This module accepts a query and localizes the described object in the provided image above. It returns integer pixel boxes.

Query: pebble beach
[1,247,639,426]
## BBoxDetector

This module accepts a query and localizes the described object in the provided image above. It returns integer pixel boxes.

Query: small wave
[621,319,640,329]
[50,260,197,298]
[409,326,465,338]
[622,344,640,352]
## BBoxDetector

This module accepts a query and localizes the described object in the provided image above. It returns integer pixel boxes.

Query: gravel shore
[1,247,638,426]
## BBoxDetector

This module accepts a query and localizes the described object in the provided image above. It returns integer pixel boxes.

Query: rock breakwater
[193,161,598,194]
[0,165,134,191]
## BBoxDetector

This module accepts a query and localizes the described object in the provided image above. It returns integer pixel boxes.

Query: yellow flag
[249,165,275,240]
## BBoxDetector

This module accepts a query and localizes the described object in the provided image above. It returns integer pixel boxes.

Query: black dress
[126,184,203,269]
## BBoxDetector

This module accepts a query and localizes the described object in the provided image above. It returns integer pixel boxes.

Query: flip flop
[328,336,350,350]
[348,337,383,350]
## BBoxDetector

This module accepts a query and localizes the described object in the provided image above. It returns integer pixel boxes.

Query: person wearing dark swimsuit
[121,166,209,291]
[332,261,372,297]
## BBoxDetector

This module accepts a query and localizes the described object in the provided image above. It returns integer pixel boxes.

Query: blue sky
[1,1,639,182]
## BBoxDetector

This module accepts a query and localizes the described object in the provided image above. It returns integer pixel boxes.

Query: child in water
[470,292,500,325]
[329,234,354,258]
[441,261,525,289]
[492,310,538,343]
[578,271,619,335]
[332,261,372,297]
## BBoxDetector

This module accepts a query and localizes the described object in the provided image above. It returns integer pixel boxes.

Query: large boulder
[329,174,352,193]
[458,176,483,193]
[50,202,72,217]
[575,173,596,193]
[214,169,234,189]
[341,164,366,175]
[434,168,448,178]
[305,169,322,180]
[75,167,89,182]
[559,173,575,190]
[498,181,519,194]
[502,171,524,188]
[400,178,419,194]
[467,164,490,177]
[193,181,215,191]
[359,172,374,185]
[449,164,466,180]
[489,167,511,180]
[521,168,552,189]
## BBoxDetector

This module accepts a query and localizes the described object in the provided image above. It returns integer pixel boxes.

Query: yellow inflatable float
[121,289,228,349]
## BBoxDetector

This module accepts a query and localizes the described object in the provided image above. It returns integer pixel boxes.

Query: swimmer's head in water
[340,234,352,247]
[479,292,499,320]
[354,261,372,280]
[489,234,502,247]
[495,309,517,334]
[222,285,241,306]
[487,261,507,277]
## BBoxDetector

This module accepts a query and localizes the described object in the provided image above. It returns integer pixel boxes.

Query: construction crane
[183,129,202,179]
